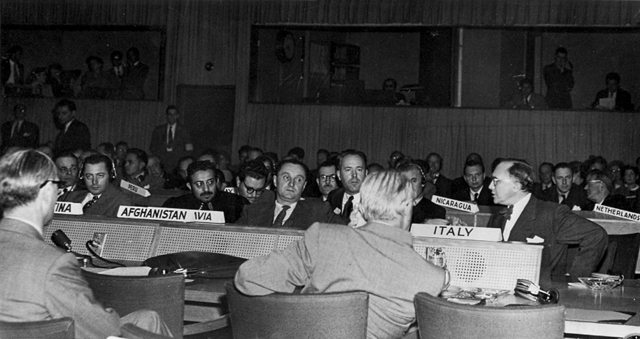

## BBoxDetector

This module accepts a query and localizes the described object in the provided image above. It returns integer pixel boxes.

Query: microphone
[51,230,73,252]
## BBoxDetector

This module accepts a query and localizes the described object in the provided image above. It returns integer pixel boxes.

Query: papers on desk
[566,309,634,324]
[98,266,152,276]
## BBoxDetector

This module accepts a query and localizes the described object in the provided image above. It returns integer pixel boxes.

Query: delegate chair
[414,292,565,339]
[0,317,74,339]
[226,283,368,339]
[82,270,185,339]
[598,233,640,278]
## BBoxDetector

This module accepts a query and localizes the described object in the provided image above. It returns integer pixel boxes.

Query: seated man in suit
[235,159,268,204]
[426,152,452,198]
[505,78,548,110]
[488,159,607,283]
[541,162,589,210]
[122,148,164,191]
[397,160,446,223]
[61,154,132,217]
[532,162,554,199]
[328,150,368,226]
[0,149,171,338]
[592,72,634,112]
[163,161,245,223]
[451,159,494,205]
[236,158,345,229]
[1,104,39,151]
[316,160,340,202]
[585,169,631,211]
[53,151,79,200]
[235,170,446,338]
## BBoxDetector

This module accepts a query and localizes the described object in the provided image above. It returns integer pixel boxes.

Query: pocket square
[333,207,341,215]
[526,235,545,244]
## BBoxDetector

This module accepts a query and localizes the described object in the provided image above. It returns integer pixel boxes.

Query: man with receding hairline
[328,150,368,226]
[488,159,607,283]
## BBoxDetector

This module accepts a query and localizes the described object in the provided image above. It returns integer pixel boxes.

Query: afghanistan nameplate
[117,206,225,223]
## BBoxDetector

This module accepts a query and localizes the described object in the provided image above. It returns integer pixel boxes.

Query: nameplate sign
[431,195,479,213]
[117,206,225,223]
[54,202,83,215]
[594,204,640,222]
[411,224,502,241]
[120,180,151,197]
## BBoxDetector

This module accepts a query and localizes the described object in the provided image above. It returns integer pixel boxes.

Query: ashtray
[578,274,623,290]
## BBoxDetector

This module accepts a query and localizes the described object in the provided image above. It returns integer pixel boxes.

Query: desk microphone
[51,230,73,252]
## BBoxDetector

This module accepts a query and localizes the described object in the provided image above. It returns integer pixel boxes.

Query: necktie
[473,193,479,202]
[83,195,99,212]
[500,205,513,221]
[559,194,567,204]
[167,125,174,146]
[273,205,290,227]
[342,196,354,219]
[199,202,214,210]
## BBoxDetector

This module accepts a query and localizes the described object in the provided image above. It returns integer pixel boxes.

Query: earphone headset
[412,162,427,188]
[79,155,117,181]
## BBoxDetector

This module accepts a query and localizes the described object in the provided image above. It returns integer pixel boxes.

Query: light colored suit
[0,218,121,338]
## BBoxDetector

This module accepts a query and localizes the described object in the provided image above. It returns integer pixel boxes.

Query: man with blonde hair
[235,170,446,338]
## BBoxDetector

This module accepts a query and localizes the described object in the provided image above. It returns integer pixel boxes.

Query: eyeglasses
[319,174,337,182]
[242,182,265,195]
[40,179,66,189]
[491,177,512,186]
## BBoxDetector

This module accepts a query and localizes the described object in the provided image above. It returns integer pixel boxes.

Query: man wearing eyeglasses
[235,159,269,204]
[316,160,339,202]
[488,159,607,283]
[236,159,345,229]
[0,149,173,337]
[162,160,245,223]
[584,169,631,212]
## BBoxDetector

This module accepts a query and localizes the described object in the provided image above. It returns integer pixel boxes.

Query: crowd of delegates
[0,100,630,338]
[1,45,149,99]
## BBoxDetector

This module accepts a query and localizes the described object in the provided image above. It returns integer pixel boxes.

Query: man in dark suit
[397,160,446,223]
[1,45,24,95]
[451,160,494,205]
[1,103,39,150]
[0,149,171,338]
[121,47,149,99]
[163,161,245,223]
[328,150,368,226]
[426,152,452,198]
[584,169,631,211]
[149,105,193,172]
[235,159,269,204]
[532,162,554,199]
[54,151,79,200]
[591,72,634,112]
[61,154,131,218]
[488,159,607,283]
[237,159,345,229]
[541,162,590,210]
[53,99,91,153]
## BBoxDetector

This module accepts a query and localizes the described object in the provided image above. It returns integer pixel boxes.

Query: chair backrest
[599,233,640,278]
[0,317,74,339]
[82,270,185,339]
[414,292,565,339]
[226,283,368,339]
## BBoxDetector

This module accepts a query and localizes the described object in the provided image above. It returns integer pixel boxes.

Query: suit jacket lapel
[511,198,537,240]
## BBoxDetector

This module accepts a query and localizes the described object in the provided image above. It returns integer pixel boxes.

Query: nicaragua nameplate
[410,224,502,241]
[117,206,225,223]
[54,202,83,215]
[431,195,480,213]
[594,204,640,222]
[120,180,151,197]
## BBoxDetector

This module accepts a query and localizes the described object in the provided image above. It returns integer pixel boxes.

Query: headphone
[413,162,427,188]
[79,154,117,181]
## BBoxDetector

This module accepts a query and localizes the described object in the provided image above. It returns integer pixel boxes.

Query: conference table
[185,276,640,337]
